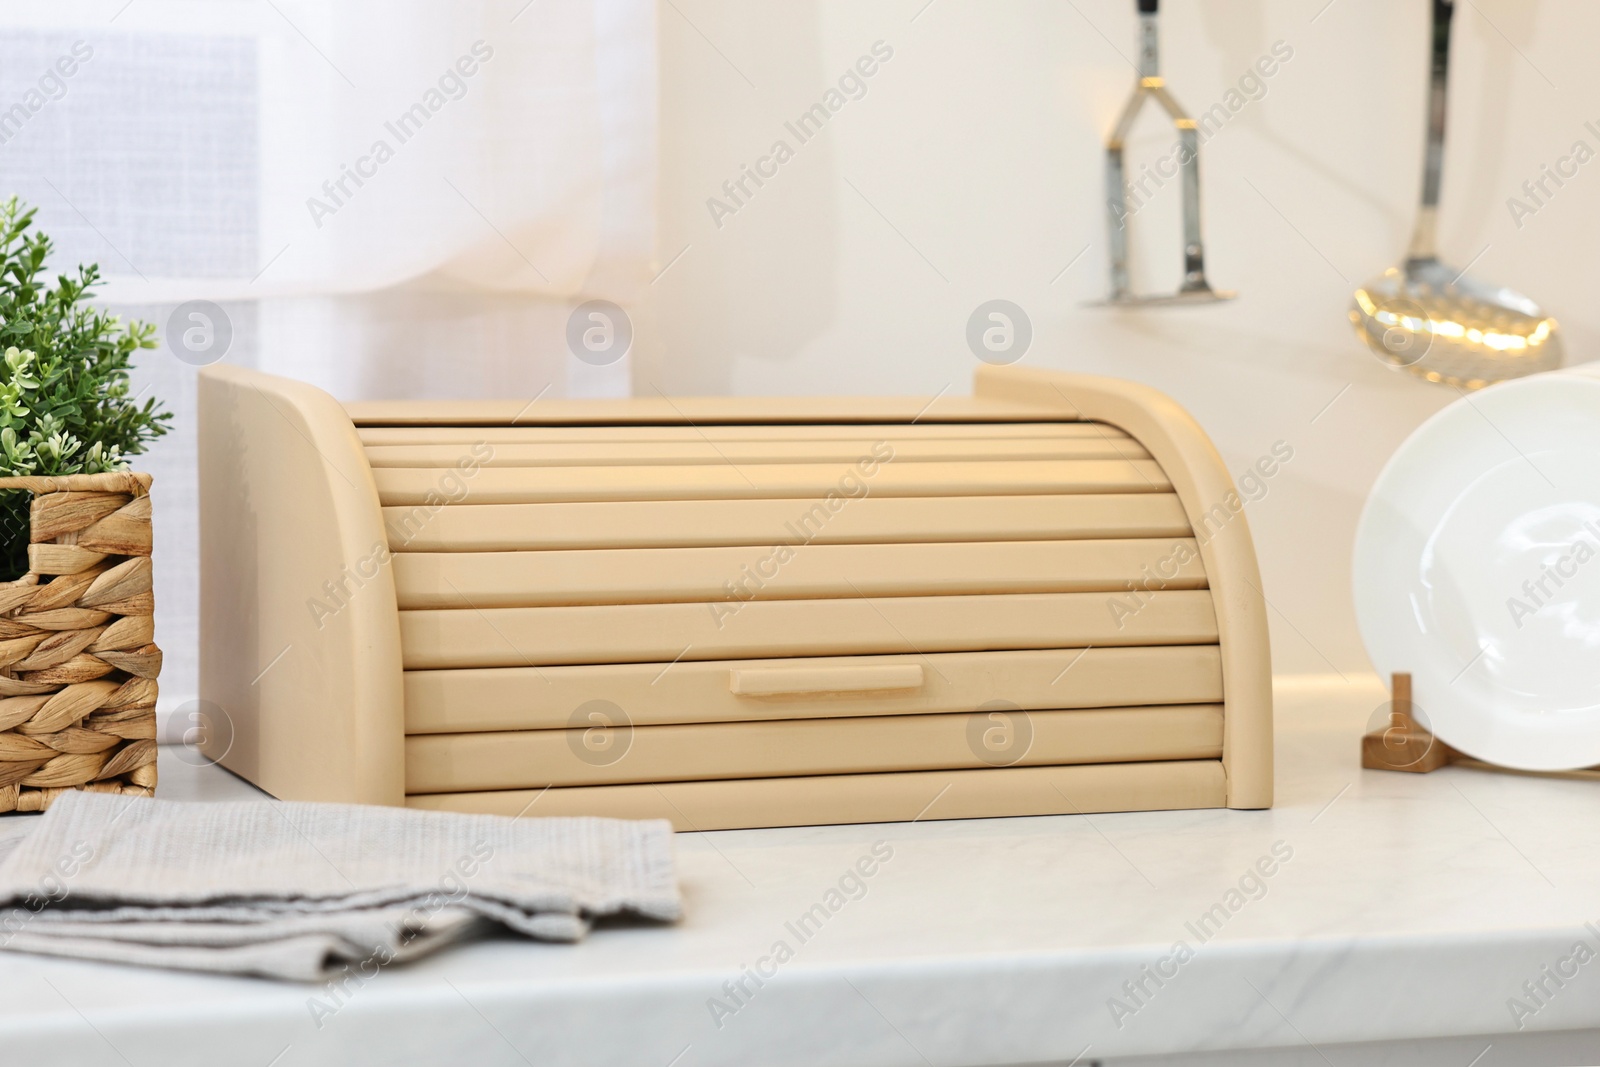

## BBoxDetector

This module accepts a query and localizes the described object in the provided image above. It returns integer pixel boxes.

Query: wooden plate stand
[1361,672,1600,782]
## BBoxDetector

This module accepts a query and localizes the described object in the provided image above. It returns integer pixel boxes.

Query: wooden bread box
[198,364,1272,829]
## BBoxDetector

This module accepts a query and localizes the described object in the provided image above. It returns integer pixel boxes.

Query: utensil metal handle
[1409,0,1454,264]
[1137,0,1159,78]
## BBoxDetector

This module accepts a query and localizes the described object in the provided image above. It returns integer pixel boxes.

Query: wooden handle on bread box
[729,664,924,697]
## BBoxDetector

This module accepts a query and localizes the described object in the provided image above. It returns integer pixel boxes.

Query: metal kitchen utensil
[1350,0,1561,387]
[1098,0,1234,306]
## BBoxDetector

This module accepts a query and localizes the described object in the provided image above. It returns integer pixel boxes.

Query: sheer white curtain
[0,0,658,732]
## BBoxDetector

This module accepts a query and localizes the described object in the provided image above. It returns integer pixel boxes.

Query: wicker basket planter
[0,472,159,814]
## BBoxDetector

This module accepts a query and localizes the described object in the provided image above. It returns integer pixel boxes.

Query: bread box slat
[397,590,1220,668]
[390,539,1206,609]
[403,645,1225,733]
[365,437,1151,466]
[404,705,1225,792]
[359,421,1132,443]
[407,760,1230,829]
[341,394,1081,426]
[381,493,1194,551]
[371,458,1172,505]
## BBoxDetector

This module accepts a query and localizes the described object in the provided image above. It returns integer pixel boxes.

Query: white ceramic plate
[1353,368,1600,770]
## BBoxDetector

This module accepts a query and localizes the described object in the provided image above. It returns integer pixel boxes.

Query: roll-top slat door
[358,419,1225,800]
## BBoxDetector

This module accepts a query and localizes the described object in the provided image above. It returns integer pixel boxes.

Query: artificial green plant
[0,195,171,579]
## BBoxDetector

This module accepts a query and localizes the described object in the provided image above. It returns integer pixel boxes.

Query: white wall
[641,0,1600,676]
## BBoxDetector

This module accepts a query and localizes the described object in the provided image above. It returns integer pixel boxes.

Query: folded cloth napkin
[0,790,680,981]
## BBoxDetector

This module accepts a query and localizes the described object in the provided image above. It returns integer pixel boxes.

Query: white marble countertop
[4,675,1600,1066]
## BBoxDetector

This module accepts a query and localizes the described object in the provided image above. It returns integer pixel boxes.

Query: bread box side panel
[198,365,405,805]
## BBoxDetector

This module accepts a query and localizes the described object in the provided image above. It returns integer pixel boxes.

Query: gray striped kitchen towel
[0,790,679,981]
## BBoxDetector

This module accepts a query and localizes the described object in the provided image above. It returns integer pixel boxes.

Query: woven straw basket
[0,472,159,814]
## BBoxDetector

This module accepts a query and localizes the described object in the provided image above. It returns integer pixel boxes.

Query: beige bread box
[197,364,1271,830]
